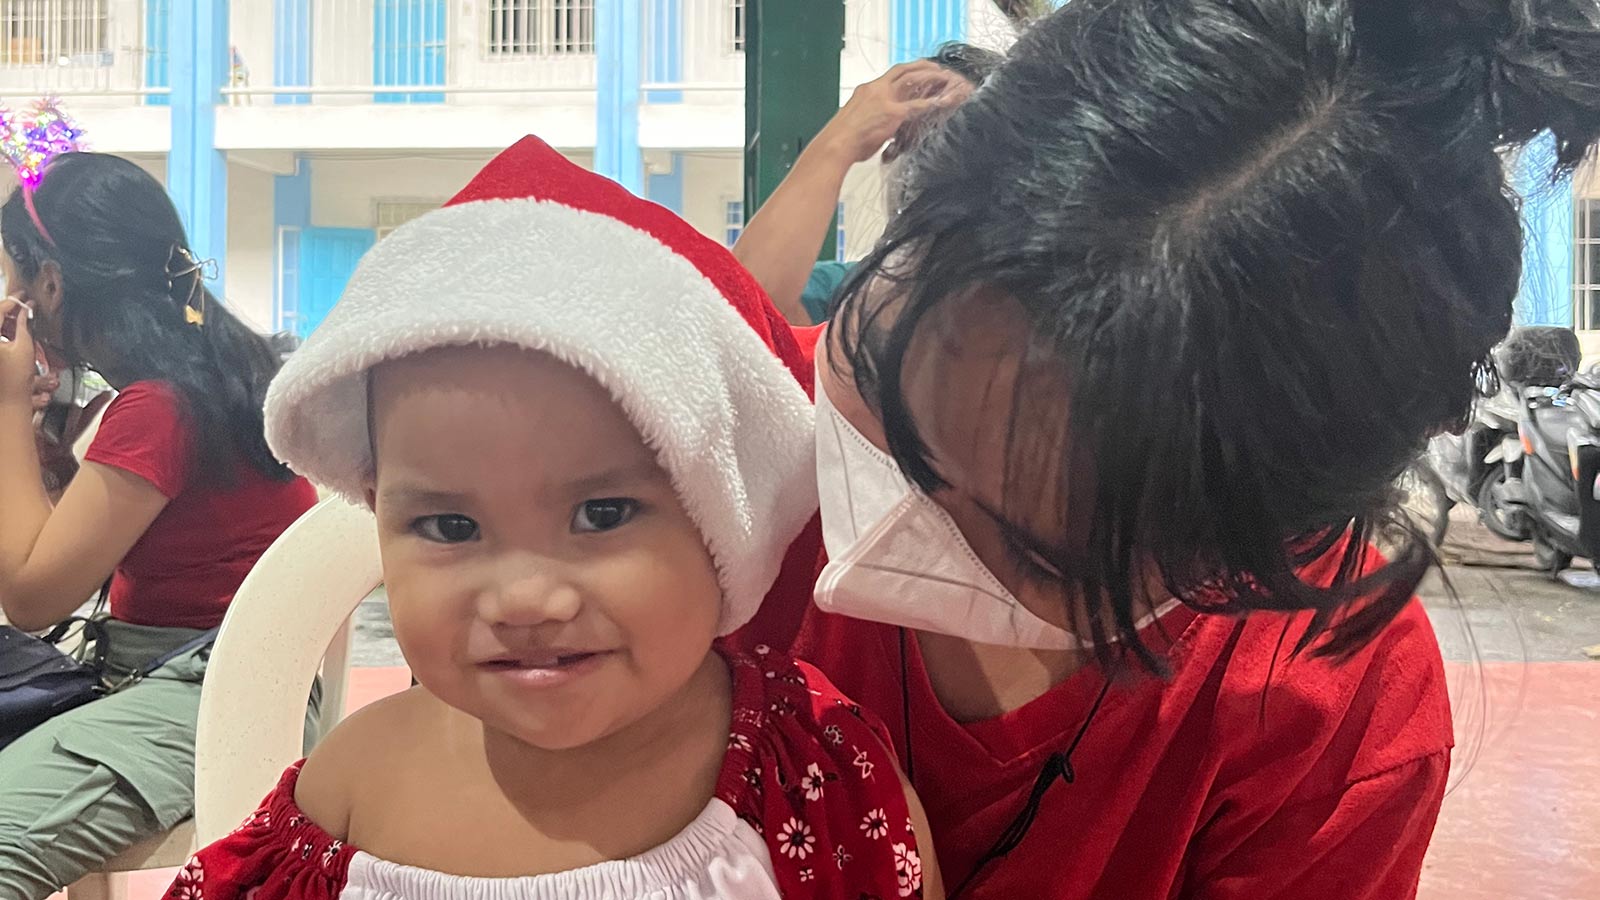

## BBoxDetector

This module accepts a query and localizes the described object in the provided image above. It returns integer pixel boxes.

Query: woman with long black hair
[737,0,1600,896]
[0,153,317,898]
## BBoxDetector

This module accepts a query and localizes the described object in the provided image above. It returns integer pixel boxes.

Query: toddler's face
[368,345,723,751]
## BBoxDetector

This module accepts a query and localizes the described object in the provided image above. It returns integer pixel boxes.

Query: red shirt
[84,382,319,630]
[748,324,1453,898]
[738,551,1452,899]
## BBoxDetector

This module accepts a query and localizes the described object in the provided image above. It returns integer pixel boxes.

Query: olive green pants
[0,620,321,900]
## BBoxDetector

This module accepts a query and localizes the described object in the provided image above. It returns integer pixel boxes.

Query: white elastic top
[340,798,779,900]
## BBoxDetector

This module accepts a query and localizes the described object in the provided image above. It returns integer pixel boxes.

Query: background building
[0,1,1590,345]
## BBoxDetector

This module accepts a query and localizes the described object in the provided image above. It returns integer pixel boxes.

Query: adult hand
[815,60,969,165]
[0,297,43,412]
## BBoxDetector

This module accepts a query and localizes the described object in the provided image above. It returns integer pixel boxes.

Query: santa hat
[264,136,817,636]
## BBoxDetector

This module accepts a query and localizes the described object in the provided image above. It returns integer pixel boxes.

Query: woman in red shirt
[0,153,317,898]
[739,0,1600,897]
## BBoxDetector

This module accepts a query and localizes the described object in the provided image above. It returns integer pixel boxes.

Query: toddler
[166,137,939,900]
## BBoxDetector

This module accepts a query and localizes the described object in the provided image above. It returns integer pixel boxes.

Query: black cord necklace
[899,628,1113,900]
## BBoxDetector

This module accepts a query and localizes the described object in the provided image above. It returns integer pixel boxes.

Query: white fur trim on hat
[264,199,816,635]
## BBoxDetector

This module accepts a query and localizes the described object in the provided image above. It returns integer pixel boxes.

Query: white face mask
[812,366,1086,650]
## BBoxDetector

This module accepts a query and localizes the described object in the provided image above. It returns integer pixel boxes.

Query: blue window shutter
[647,0,683,103]
[891,0,966,64]
[145,0,171,106]
[374,0,446,103]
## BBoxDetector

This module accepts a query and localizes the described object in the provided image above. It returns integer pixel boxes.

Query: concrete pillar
[169,0,229,292]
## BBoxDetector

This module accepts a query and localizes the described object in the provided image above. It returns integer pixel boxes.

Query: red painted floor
[64,662,1600,899]
[1420,661,1600,898]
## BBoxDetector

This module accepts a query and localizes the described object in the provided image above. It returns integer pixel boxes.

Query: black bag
[0,616,220,752]
[0,617,109,751]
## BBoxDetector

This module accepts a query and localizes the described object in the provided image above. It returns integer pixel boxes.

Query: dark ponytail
[1351,0,1600,168]
[833,0,1600,668]
[2,152,291,484]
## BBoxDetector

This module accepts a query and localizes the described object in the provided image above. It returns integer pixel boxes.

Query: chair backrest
[69,399,109,463]
[193,496,382,845]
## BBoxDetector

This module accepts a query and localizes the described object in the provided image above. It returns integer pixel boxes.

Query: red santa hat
[264,136,818,636]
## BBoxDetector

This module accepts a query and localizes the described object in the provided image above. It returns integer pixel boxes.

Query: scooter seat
[1528,402,1583,450]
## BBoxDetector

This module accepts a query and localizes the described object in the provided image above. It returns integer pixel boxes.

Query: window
[488,0,538,56]
[729,0,746,53]
[551,0,594,54]
[725,199,744,247]
[486,0,593,56]
[276,228,302,335]
[1579,199,1600,331]
[1,0,108,67]
[835,202,847,262]
[375,199,441,241]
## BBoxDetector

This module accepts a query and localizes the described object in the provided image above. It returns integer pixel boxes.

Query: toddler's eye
[413,514,480,544]
[572,499,638,534]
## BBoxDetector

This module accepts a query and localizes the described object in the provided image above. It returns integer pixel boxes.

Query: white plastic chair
[193,496,382,844]
[64,497,381,898]
[68,393,111,464]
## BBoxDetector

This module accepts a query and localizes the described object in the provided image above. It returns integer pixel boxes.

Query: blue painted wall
[647,153,685,213]
[168,0,228,294]
[275,0,312,105]
[596,0,643,193]
[1513,133,1576,328]
[892,0,965,63]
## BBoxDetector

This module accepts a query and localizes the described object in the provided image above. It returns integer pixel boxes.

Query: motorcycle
[1504,370,1600,574]
[1398,326,1579,549]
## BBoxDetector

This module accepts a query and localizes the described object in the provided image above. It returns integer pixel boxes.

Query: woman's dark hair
[835,0,1600,668]
[928,42,1003,85]
[3,152,292,483]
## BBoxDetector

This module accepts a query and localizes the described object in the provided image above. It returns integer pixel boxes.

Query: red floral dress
[166,647,924,900]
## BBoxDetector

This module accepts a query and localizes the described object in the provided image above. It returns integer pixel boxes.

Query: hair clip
[166,246,217,328]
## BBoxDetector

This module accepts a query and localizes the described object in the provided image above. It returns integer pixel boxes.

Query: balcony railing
[0,0,889,112]
[642,0,743,95]
[227,0,602,104]
[0,0,167,101]
[225,0,758,105]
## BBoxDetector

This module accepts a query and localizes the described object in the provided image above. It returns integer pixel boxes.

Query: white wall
[220,151,598,327]
[226,163,276,331]
[845,0,892,84]
[308,155,494,228]
[230,0,276,91]
[967,0,1022,52]
[679,151,742,244]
